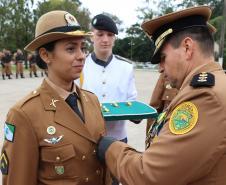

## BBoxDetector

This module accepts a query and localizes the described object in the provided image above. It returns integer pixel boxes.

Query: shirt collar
[45,77,77,100]
[91,52,113,67]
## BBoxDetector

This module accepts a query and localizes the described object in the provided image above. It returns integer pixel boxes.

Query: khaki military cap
[141,6,216,64]
[25,10,92,52]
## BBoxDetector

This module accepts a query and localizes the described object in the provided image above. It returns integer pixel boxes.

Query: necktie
[65,93,84,122]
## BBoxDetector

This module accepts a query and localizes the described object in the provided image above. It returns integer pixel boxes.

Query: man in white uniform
[79,14,137,185]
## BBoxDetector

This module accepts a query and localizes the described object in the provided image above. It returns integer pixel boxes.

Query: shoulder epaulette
[19,90,40,107]
[190,72,215,88]
[115,55,132,64]
[81,89,94,95]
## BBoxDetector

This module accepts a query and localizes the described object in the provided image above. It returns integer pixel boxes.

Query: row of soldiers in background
[0,49,47,80]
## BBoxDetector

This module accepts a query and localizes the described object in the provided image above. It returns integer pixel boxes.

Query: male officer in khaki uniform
[97,5,226,185]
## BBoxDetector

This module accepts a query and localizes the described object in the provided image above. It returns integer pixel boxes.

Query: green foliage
[0,0,91,51]
[114,23,155,62]
[34,0,90,31]
[178,0,223,18]
[0,0,35,51]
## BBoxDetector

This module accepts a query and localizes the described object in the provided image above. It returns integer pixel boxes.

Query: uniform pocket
[40,144,78,179]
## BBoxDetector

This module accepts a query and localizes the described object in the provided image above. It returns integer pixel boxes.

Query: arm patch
[0,151,9,175]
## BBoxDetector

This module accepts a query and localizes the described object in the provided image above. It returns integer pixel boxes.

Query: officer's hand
[97,136,117,164]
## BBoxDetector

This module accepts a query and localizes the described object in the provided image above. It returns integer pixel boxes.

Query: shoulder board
[115,55,132,64]
[18,90,40,107]
[190,72,215,88]
[81,89,94,95]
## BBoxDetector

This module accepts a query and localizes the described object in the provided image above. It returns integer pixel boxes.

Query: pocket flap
[41,144,76,162]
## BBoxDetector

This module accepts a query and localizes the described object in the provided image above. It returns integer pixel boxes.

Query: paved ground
[0,69,159,181]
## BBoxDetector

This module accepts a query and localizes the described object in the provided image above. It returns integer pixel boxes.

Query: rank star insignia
[0,151,9,175]
[44,135,64,144]
[169,102,198,135]
[50,99,59,108]
[190,72,215,87]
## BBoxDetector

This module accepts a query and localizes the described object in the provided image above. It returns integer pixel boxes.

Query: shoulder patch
[190,72,215,88]
[115,55,132,64]
[169,102,198,135]
[4,122,16,142]
[0,151,9,175]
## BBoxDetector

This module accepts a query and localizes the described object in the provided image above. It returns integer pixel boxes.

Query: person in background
[0,10,111,185]
[2,49,12,79]
[27,53,38,78]
[14,49,25,78]
[146,73,178,135]
[96,6,226,185]
[0,51,6,80]
[77,14,137,185]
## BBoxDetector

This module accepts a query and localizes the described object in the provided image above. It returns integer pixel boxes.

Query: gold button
[93,149,96,155]
[56,156,61,161]
[85,177,89,182]
[96,169,100,175]
[82,155,86,160]
[33,90,37,94]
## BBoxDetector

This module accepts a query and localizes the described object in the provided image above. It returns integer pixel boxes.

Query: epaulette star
[190,72,215,88]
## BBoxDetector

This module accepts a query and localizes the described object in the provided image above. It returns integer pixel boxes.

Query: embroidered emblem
[169,102,198,135]
[50,99,59,108]
[44,135,64,144]
[0,151,8,175]
[55,165,64,175]
[64,13,80,27]
[47,126,56,135]
[190,72,215,87]
[4,123,15,142]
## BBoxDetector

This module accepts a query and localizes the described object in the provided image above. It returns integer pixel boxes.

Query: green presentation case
[101,101,158,121]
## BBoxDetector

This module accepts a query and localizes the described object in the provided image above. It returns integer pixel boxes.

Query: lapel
[77,87,104,142]
[39,80,96,143]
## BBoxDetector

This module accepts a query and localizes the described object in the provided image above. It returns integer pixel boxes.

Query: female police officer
[1,10,111,185]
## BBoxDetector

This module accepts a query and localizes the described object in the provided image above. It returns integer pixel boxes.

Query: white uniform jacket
[80,53,137,140]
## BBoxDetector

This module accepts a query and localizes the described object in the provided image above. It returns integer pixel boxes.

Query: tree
[114,23,155,62]
[0,0,35,51]
[34,0,91,31]
[178,0,223,18]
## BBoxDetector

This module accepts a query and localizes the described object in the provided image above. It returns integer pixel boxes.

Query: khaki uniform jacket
[2,80,111,185]
[146,73,178,134]
[105,62,226,185]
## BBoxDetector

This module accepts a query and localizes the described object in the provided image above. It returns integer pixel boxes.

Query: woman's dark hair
[35,41,56,69]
